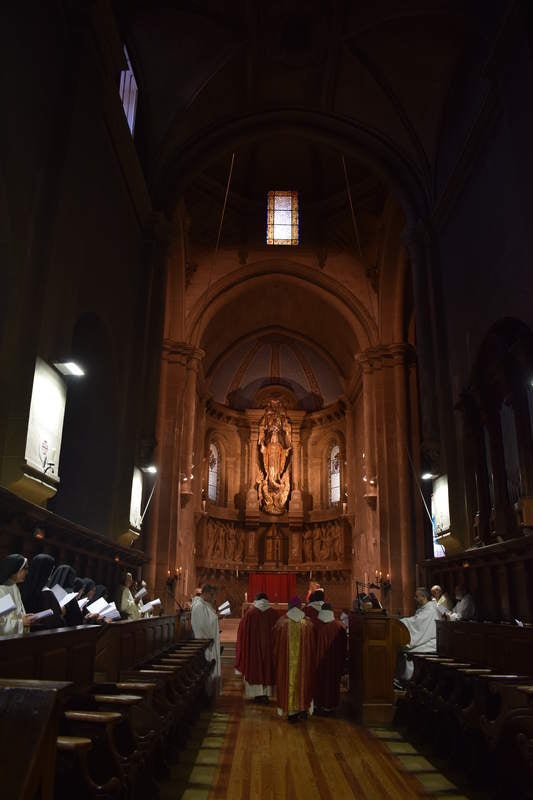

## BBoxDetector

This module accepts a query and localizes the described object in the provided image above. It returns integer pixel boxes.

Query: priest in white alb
[191,584,221,694]
[396,586,441,684]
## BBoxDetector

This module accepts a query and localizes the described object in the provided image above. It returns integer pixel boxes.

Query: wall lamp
[53,361,85,377]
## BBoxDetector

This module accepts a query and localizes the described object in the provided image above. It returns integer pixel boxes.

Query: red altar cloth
[248,573,296,603]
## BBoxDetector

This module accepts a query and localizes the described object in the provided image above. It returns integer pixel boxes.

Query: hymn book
[50,584,79,608]
[86,596,109,615]
[0,594,16,615]
[218,600,231,616]
[134,587,147,600]
[139,598,161,613]
[31,608,54,621]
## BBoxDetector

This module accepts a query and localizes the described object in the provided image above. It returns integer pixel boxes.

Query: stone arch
[155,109,428,227]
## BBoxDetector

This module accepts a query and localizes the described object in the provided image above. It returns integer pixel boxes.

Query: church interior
[1,1,533,798]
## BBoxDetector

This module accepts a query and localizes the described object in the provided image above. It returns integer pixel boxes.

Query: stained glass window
[329,444,341,504]
[266,191,299,245]
[208,443,219,502]
[119,46,138,135]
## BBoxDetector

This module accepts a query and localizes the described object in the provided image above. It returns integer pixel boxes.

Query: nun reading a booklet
[0,554,34,635]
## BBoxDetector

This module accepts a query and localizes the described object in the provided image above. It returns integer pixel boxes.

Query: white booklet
[134,587,147,601]
[139,597,161,613]
[31,608,54,621]
[219,607,231,617]
[78,597,90,610]
[0,594,16,615]
[218,600,230,612]
[100,602,121,620]
[87,596,109,615]
[50,584,66,604]
[59,592,79,609]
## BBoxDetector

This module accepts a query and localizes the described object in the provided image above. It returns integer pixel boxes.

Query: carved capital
[162,339,205,366]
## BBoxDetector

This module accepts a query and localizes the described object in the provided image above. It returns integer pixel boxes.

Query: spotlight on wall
[53,361,85,376]
[421,472,435,481]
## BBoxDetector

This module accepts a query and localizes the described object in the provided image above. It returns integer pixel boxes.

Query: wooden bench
[0,618,213,798]
[399,621,533,797]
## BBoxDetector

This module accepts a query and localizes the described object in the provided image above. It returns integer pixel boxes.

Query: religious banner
[24,357,67,480]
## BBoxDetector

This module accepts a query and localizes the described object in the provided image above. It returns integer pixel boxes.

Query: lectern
[348,611,409,724]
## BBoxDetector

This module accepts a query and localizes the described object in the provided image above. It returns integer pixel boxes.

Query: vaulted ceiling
[115,0,480,405]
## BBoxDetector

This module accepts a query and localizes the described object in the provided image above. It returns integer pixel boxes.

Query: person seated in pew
[431,584,453,613]
[395,587,441,686]
[116,572,141,620]
[444,584,477,621]
[21,553,64,628]
[47,564,84,626]
[0,554,34,634]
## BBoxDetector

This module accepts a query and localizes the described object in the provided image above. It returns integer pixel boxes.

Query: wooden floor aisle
[164,622,470,800]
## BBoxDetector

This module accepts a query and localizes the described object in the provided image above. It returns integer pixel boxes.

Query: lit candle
[244,591,248,602]
[386,573,390,581]
[375,569,379,578]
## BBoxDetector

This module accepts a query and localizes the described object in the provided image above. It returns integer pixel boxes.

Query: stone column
[355,349,378,507]
[288,410,305,519]
[244,410,262,521]
[180,347,205,503]
[147,341,203,606]
[390,343,417,611]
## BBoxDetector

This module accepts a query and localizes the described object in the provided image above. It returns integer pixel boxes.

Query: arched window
[207,443,219,503]
[329,444,341,504]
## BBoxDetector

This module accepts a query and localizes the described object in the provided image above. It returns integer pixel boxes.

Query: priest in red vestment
[314,603,348,715]
[235,592,278,703]
[304,588,325,628]
[272,596,316,721]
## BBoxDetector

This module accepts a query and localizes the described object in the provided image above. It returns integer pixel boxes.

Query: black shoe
[288,713,299,723]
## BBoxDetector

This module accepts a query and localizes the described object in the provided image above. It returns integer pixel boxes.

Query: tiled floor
[368,727,471,799]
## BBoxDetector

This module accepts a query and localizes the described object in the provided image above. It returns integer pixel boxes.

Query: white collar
[253,599,270,612]
[318,609,335,623]
[308,600,324,611]
[287,607,305,622]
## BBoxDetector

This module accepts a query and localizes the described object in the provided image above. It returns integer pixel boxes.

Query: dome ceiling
[208,332,343,411]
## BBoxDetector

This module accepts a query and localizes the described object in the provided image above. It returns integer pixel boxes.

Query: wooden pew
[0,679,71,800]
[0,625,101,688]
[401,621,533,797]
[0,618,213,798]
[94,615,178,682]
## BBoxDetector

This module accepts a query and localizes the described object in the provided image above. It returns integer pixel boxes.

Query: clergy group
[234,589,347,721]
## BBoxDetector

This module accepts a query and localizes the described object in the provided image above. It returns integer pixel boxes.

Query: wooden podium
[348,611,409,724]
